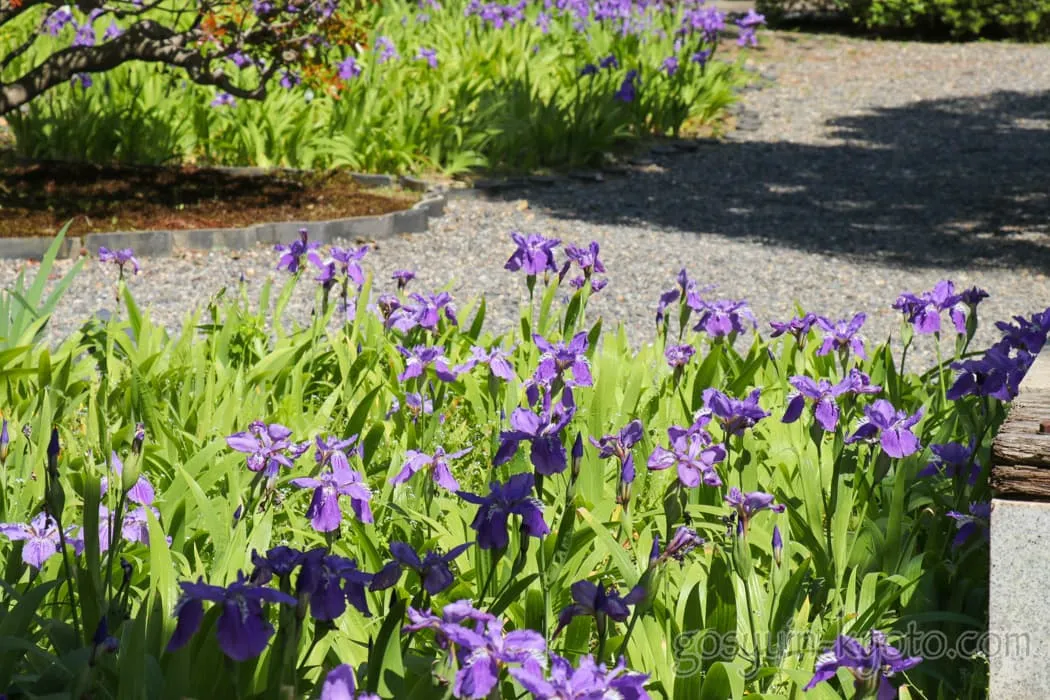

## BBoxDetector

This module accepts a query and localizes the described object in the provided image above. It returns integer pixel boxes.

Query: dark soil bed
[0,162,418,238]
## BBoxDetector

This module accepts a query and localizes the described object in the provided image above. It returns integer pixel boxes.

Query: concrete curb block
[0,235,83,260]
[0,169,447,260]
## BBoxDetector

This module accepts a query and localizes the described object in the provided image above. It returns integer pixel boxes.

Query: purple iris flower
[665,343,695,368]
[662,55,679,76]
[893,280,970,335]
[815,313,867,359]
[917,440,981,485]
[495,388,576,475]
[314,433,361,470]
[655,269,695,326]
[561,241,606,278]
[309,246,368,290]
[392,269,416,290]
[300,551,350,614]
[297,549,374,620]
[599,54,619,69]
[0,512,83,569]
[72,22,96,47]
[703,388,769,436]
[279,70,301,89]
[691,49,712,65]
[533,332,593,386]
[614,70,639,102]
[782,371,881,432]
[804,630,922,699]
[725,487,785,536]
[249,545,305,586]
[370,541,473,594]
[291,459,373,531]
[98,247,140,275]
[44,6,74,35]
[511,655,652,700]
[592,420,644,494]
[274,228,321,273]
[226,421,309,479]
[947,341,1030,401]
[376,36,400,63]
[947,502,991,548]
[690,297,757,338]
[960,286,990,307]
[100,450,155,505]
[769,312,819,344]
[591,420,643,463]
[996,311,1050,354]
[579,63,599,77]
[166,572,297,661]
[406,292,458,330]
[845,399,923,458]
[403,599,497,638]
[101,19,123,41]
[338,56,363,80]
[458,472,550,550]
[392,446,471,492]
[98,505,168,551]
[320,664,380,700]
[536,11,552,32]
[417,46,439,68]
[735,9,764,46]
[649,526,705,566]
[211,92,237,108]
[454,345,517,382]
[397,345,458,382]
[553,580,646,637]
[569,276,608,293]
[387,391,436,422]
[647,429,725,488]
[439,618,547,699]
[229,51,252,68]
[505,232,561,276]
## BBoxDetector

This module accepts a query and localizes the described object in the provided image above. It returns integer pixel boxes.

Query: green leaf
[698,661,745,700]
[367,595,407,696]
[0,580,60,687]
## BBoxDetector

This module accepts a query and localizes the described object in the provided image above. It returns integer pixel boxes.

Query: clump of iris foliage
[0,227,1041,699]
[4,0,756,173]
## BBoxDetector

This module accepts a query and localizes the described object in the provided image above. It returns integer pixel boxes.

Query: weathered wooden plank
[1018,350,1050,396]
[992,349,1050,499]
[992,394,1050,467]
[991,466,1050,500]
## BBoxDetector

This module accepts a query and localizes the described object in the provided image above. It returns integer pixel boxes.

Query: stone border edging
[0,171,447,261]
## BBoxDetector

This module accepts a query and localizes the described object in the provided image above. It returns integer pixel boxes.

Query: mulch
[0,162,418,238]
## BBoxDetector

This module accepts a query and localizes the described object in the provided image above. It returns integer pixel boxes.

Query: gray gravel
[3,31,1050,369]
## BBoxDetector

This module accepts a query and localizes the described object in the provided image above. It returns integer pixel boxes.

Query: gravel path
[3,32,1050,368]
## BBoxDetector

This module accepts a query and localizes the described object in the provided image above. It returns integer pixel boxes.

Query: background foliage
[757,0,1050,38]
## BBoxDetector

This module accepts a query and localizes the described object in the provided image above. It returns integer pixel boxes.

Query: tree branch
[0,19,273,115]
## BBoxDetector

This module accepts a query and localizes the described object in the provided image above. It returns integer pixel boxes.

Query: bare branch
[0,19,276,115]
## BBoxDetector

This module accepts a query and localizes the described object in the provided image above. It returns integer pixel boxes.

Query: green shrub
[758,0,1050,38]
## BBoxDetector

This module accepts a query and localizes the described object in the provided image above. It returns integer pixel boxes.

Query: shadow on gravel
[495,89,1050,271]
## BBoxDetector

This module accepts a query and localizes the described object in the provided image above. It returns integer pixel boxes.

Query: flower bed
[0,230,1042,698]
[6,0,761,173]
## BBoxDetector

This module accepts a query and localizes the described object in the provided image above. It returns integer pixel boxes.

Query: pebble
[3,31,1050,373]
